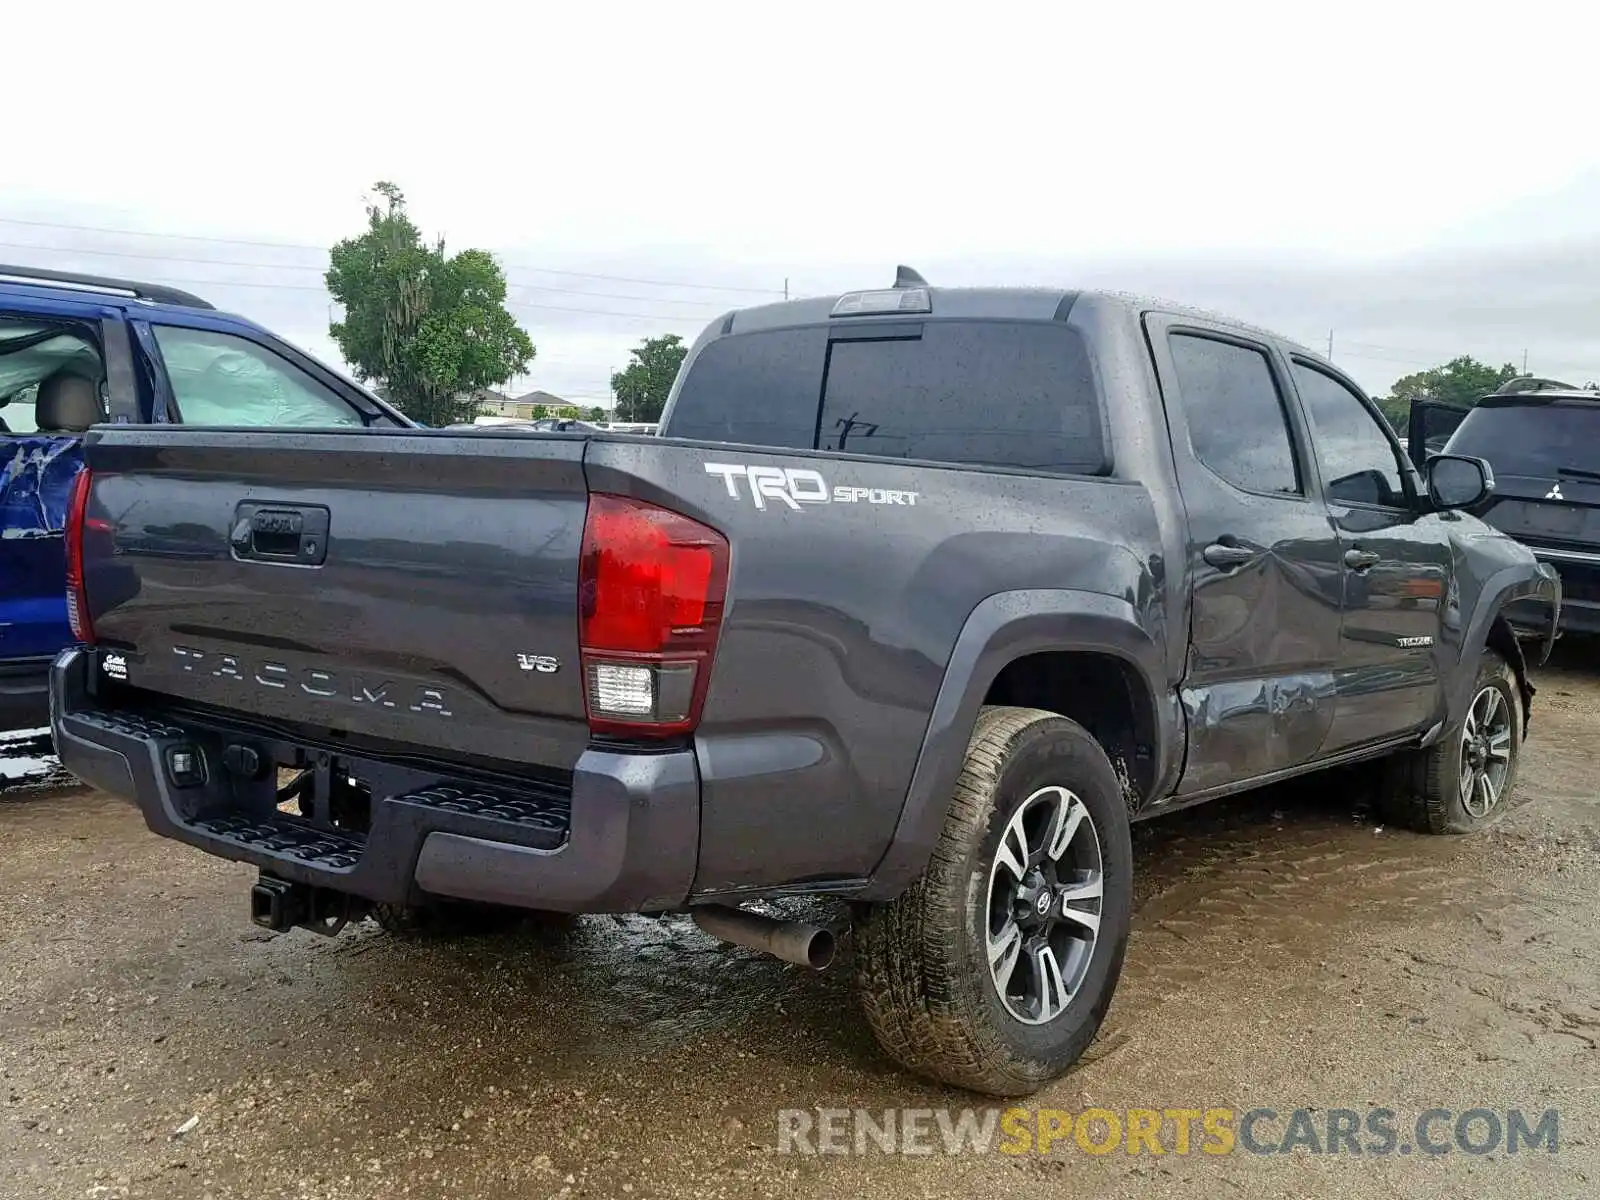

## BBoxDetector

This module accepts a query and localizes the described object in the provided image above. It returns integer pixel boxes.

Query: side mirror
[1427,454,1494,511]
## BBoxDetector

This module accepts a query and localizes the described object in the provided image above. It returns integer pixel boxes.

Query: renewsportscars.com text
[777,1106,1560,1157]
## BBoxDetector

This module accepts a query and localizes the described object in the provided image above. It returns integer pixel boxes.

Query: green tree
[1375,356,1520,430]
[325,183,535,426]
[586,406,607,422]
[610,334,687,422]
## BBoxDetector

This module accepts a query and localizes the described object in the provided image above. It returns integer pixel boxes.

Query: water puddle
[0,727,73,793]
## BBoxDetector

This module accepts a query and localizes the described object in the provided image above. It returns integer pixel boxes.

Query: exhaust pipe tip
[797,926,837,971]
[693,904,837,971]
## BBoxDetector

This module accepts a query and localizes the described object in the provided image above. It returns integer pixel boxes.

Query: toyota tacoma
[50,271,1560,1094]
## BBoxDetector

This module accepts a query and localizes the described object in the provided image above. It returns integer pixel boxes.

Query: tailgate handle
[231,503,330,566]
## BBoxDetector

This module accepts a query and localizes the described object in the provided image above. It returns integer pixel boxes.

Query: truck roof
[720,274,1319,359]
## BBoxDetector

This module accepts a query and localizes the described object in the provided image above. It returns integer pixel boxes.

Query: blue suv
[0,265,408,731]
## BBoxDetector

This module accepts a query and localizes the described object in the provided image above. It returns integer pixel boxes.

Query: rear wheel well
[983,651,1155,809]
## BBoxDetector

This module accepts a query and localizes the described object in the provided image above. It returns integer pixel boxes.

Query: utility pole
[784,277,789,301]
[1326,329,1334,360]
[1523,348,1529,375]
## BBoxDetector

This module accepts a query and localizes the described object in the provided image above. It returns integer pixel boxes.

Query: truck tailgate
[81,429,591,769]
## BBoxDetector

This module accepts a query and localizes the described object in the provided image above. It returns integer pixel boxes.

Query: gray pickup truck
[51,273,1559,1095]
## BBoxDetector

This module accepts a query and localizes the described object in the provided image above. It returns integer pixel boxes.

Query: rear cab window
[664,327,825,450]
[667,319,1108,474]
[1445,397,1600,479]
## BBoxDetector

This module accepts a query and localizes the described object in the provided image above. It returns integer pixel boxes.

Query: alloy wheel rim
[985,785,1105,1026]
[1459,685,1513,819]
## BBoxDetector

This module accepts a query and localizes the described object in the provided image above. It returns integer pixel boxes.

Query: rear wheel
[855,706,1133,1096]
[1379,648,1522,834]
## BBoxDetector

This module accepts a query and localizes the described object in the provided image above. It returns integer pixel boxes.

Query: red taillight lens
[64,467,95,644]
[579,494,729,737]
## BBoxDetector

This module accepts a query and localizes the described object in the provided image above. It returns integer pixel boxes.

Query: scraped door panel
[1145,317,1343,795]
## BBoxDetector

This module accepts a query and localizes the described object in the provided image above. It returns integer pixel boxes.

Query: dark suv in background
[1411,379,1600,635]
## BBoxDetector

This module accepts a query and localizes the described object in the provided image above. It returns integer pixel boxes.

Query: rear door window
[0,316,105,436]
[1167,333,1301,496]
[1446,399,1600,477]
[152,325,362,427]
[818,322,1106,473]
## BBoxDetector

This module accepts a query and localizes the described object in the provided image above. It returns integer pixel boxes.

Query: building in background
[473,388,608,420]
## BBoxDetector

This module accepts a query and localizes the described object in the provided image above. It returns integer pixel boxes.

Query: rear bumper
[0,656,53,732]
[49,648,699,914]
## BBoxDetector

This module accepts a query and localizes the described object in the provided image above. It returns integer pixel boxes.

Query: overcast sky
[7,1,1599,403]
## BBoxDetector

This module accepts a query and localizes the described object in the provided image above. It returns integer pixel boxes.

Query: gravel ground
[3,647,1597,1199]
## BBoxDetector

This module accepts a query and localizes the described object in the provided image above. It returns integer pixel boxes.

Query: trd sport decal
[704,463,919,511]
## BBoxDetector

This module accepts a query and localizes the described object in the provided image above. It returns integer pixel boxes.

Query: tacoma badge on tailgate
[171,646,453,716]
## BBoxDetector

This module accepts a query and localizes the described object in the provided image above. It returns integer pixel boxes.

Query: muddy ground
[3,648,1597,1200]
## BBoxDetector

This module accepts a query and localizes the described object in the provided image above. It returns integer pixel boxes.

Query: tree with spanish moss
[325,183,534,426]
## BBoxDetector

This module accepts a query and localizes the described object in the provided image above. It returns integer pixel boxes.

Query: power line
[1337,339,1598,377]
[0,214,326,252]
[1295,334,1598,380]
[0,215,788,295]
[5,215,1591,380]
[507,300,705,323]
[0,239,734,309]
[1,256,714,325]
[505,284,726,309]
[0,238,321,272]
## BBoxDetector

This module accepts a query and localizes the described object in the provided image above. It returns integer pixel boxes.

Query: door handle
[1343,548,1381,571]
[230,502,330,566]
[1203,542,1256,569]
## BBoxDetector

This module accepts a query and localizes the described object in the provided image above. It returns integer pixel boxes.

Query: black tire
[1379,648,1523,834]
[854,706,1134,1096]
[371,901,577,939]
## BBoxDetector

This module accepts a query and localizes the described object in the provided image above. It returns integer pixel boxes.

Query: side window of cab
[152,325,364,428]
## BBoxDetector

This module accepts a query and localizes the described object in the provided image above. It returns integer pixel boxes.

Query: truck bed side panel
[585,439,1165,894]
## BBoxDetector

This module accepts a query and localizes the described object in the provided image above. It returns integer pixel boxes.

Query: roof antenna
[893,265,928,289]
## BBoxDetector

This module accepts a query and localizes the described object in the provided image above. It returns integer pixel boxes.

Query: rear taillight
[64,467,95,644]
[579,494,729,737]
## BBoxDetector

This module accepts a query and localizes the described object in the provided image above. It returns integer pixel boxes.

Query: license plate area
[1526,503,1584,537]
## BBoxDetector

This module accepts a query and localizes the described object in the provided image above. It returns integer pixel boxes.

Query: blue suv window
[153,326,361,427]
[0,317,105,435]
